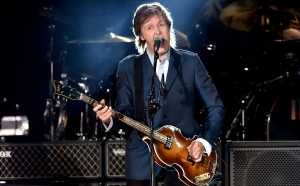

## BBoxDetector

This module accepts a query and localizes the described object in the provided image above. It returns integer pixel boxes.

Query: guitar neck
[79,93,166,144]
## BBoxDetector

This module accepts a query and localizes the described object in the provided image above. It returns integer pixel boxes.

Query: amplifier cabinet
[0,141,102,180]
[104,181,164,186]
[105,182,126,186]
[104,139,126,178]
[225,141,300,186]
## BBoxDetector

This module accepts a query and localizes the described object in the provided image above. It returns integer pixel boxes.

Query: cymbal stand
[91,116,99,141]
[258,73,289,141]
[226,72,289,140]
[240,99,246,140]
[77,112,85,141]
[55,99,67,141]
[77,75,90,140]
[54,49,69,141]
[225,90,256,140]
[43,8,56,142]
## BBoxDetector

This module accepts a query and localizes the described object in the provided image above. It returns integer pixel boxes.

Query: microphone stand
[147,49,160,186]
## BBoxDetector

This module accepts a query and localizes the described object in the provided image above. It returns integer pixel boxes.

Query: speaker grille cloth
[230,147,300,186]
[0,142,101,179]
[105,181,164,186]
[105,182,126,186]
[105,140,125,178]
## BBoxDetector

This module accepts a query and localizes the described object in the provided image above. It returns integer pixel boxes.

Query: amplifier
[225,141,300,186]
[104,139,126,178]
[105,181,126,186]
[104,181,164,186]
[0,141,102,180]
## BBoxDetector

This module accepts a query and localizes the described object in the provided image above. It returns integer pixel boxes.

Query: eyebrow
[144,19,165,27]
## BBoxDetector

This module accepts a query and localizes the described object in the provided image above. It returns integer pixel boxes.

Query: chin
[158,47,169,54]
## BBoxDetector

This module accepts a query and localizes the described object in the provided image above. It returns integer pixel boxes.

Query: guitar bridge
[164,136,172,149]
[195,172,211,183]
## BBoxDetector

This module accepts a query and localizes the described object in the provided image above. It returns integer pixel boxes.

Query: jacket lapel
[141,53,156,94]
[166,48,183,91]
[141,49,183,94]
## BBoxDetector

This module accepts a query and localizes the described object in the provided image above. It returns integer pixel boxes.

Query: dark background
[1,0,300,142]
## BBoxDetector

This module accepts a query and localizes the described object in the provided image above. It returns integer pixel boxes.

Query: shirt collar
[146,48,170,65]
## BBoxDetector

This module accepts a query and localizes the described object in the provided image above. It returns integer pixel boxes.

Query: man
[93,2,225,186]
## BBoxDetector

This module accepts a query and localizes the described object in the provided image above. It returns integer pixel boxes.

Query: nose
[154,26,161,34]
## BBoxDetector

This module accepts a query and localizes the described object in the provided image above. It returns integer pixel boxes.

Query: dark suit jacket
[111,48,225,180]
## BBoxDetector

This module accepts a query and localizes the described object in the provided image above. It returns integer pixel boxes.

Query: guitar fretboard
[80,93,167,144]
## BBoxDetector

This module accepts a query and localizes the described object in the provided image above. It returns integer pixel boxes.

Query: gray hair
[132,2,177,53]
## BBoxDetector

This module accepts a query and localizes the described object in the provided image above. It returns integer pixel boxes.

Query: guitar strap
[123,54,146,140]
[134,54,145,122]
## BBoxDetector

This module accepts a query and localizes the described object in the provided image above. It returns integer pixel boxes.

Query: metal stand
[43,9,56,141]
[147,50,160,186]
[225,90,256,140]
[54,50,69,141]
[77,112,86,141]
[76,74,94,140]
[225,72,288,140]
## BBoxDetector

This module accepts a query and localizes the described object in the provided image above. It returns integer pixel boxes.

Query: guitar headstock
[52,80,81,101]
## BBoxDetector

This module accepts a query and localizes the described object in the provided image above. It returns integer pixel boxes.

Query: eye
[159,22,166,27]
[147,26,153,30]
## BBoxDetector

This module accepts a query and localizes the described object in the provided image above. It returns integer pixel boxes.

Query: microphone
[154,36,162,53]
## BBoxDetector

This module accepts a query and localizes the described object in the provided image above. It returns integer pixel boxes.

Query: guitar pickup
[164,136,172,149]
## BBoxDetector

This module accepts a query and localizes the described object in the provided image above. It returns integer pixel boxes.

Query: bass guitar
[52,80,217,186]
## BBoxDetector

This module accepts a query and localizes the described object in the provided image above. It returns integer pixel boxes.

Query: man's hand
[187,140,205,162]
[93,99,112,125]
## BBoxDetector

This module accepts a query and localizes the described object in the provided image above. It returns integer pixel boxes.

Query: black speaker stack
[104,139,126,186]
[3,138,299,186]
[103,139,165,186]
[0,139,126,185]
[0,138,166,186]
[224,141,300,186]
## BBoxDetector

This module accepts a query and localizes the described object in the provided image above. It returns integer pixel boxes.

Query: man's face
[140,14,170,56]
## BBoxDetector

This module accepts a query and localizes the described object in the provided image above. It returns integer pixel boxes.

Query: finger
[193,155,202,162]
[100,107,112,124]
[97,105,109,117]
[93,104,103,112]
[102,106,112,118]
[100,99,106,105]
[187,141,196,151]
[188,141,205,161]
[190,149,203,162]
[190,148,200,158]
[93,99,106,112]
